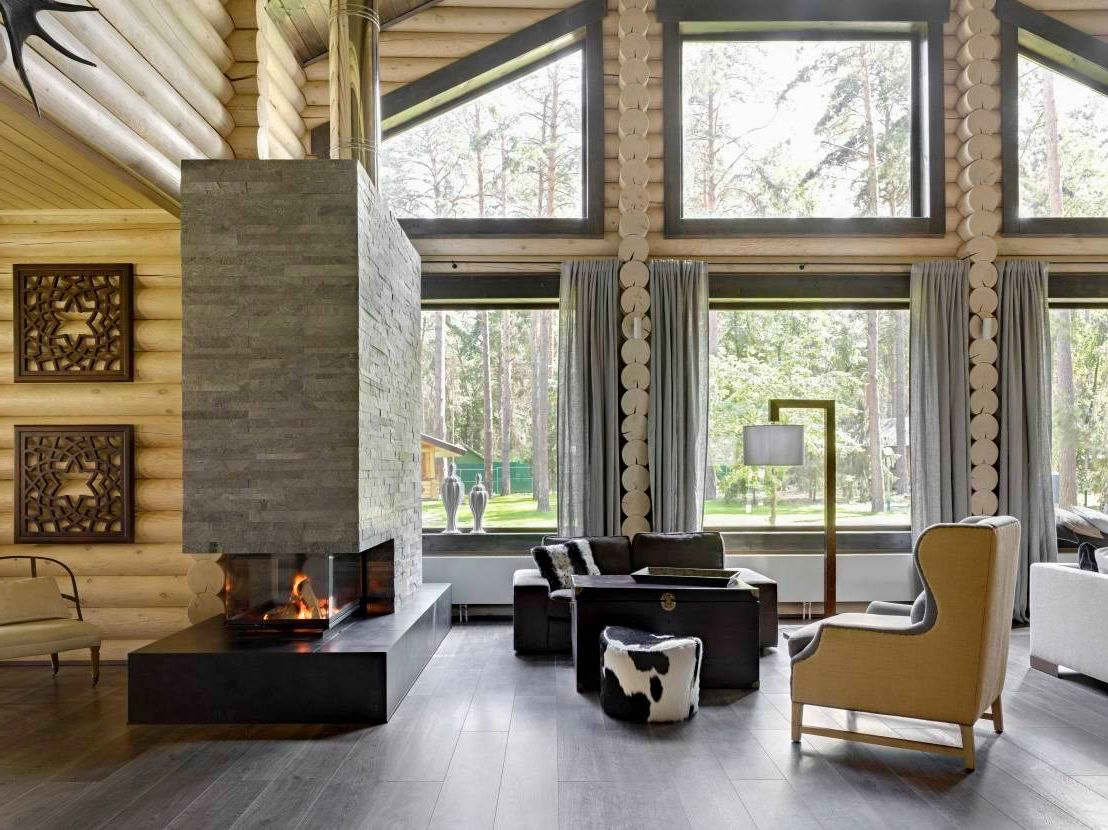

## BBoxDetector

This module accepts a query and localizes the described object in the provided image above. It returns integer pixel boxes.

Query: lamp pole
[769,399,836,617]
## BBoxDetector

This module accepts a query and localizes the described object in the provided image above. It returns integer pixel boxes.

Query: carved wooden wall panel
[15,425,135,543]
[13,264,134,382]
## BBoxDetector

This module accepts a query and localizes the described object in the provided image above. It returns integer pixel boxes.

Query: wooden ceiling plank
[0,173,64,210]
[0,119,140,209]
[0,154,110,210]
[0,140,119,209]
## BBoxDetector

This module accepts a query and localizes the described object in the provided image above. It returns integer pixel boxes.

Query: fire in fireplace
[222,551,363,633]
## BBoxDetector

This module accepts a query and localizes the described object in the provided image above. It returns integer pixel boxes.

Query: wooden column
[616,0,653,537]
[955,0,1002,517]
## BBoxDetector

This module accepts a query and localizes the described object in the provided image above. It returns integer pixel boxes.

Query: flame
[291,573,312,619]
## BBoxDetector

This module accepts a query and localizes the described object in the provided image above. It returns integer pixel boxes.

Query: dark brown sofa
[512,532,726,653]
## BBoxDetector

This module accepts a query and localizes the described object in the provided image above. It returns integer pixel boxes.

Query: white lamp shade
[743,424,804,466]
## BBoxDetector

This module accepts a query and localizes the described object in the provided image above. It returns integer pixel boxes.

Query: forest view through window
[1018,55,1108,218]
[381,50,584,219]
[706,309,910,528]
[1051,308,1108,512]
[682,39,914,219]
[421,309,558,530]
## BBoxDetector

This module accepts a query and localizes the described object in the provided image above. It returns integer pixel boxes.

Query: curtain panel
[997,259,1058,622]
[557,259,622,537]
[909,260,972,541]
[648,260,709,532]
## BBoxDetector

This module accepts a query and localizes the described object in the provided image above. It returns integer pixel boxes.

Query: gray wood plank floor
[1,622,1107,829]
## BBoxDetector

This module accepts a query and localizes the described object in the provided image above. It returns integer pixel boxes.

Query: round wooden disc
[622,413,647,440]
[187,559,225,595]
[970,438,999,465]
[622,465,649,491]
[622,439,648,466]
[970,413,999,440]
[621,363,650,390]
[622,489,650,517]
[970,489,999,517]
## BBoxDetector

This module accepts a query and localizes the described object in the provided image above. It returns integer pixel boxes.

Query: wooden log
[0,574,192,607]
[2,286,182,324]
[957,59,1000,91]
[0,383,181,416]
[95,0,232,104]
[607,108,660,135]
[0,351,181,385]
[959,210,1001,241]
[958,158,1001,189]
[378,32,500,58]
[957,9,999,42]
[80,606,190,640]
[0,511,181,545]
[264,15,307,87]
[267,58,307,115]
[959,184,1001,215]
[193,0,234,37]
[0,543,189,576]
[138,0,234,99]
[971,438,999,466]
[970,489,999,517]
[164,0,234,70]
[957,108,1001,140]
[51,12,234,152]
[957,33,1000,64]
[958,84,1001,115]
[605,182,662,207]
[958,133,1002,164]
[0,416,181,449]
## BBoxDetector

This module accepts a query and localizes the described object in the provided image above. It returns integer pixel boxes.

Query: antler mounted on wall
[0,0,97,114]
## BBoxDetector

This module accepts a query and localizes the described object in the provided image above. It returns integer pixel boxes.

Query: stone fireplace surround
[127,160,449,724]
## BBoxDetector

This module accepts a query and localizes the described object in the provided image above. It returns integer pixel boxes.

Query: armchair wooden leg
[960,725,976,772]
[90,647,100,687]
[791,702,803,743]
[50,653,59,676]
[991,697,1003,734]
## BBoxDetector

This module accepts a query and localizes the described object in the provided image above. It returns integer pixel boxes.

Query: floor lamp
[744,399,837,618]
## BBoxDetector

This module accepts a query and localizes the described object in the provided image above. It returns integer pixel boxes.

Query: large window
[1050,307,1108,511]
[660,1,947,236]
[383,51,585,222]
[1000,0,1108,234]
[375,0,606,236]
[682,39,914,221]
[420,309,559,530]
[706,308,910,529]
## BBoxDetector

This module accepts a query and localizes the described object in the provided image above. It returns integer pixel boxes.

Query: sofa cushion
[531,540,599,591]
[544,536,631,574]
[0,577,70,626]
[630,532,724,571]
[0,618,101,660]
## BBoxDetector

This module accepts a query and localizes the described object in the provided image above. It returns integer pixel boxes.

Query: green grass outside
[422,491,908,529]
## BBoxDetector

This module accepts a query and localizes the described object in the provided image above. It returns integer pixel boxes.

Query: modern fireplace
[222,539,395,634]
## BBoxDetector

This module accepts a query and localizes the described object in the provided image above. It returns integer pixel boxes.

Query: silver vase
[469,474,489,534]
[440,461,463,534]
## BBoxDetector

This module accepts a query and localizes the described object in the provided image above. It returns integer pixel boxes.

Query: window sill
[421,529,912,555]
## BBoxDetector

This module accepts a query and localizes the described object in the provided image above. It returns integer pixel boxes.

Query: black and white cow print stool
[599,627,702,723]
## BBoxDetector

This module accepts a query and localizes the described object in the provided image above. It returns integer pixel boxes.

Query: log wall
[224,0,309,159]
[0,211,188,663]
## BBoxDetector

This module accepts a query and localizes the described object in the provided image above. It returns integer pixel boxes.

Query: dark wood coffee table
[571,575,760,692]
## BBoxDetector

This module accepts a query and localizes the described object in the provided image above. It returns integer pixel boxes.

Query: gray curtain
[997,259,1058,623]
[649,260,709,532]
[557,259,622,537]
[910,261,972,543]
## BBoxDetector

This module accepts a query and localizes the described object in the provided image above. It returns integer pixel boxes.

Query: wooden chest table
[571,575,760,692]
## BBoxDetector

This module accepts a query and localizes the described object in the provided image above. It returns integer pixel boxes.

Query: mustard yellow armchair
[789,516,1021,771]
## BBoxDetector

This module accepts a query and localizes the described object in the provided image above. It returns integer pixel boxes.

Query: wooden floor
[2,623,1108,829]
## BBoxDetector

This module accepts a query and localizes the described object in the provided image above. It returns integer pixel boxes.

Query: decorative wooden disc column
[955,0,1002,517]
[617,0,653,537]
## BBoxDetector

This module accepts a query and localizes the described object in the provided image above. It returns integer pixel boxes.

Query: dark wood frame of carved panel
[14,426,135,544]
[13,264,134,382]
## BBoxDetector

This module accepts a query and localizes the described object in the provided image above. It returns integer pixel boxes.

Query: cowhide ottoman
[599,626,702,723]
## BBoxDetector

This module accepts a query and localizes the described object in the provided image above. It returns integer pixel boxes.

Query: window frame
[998,0,1108,236]
[659,0,948,237]
[705,274,912,533]
[419,279,560,537]
[378,0,606,238]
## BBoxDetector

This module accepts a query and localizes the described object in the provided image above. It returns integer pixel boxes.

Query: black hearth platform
[128,583,451,724]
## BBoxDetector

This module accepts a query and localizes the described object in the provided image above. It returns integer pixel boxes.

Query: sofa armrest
[865,600,912,617]
[513,568,550,592]
[1030,563,1108,684]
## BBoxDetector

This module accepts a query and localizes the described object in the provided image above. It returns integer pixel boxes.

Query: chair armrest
[865,600,912,617]
[792,618,979,725]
